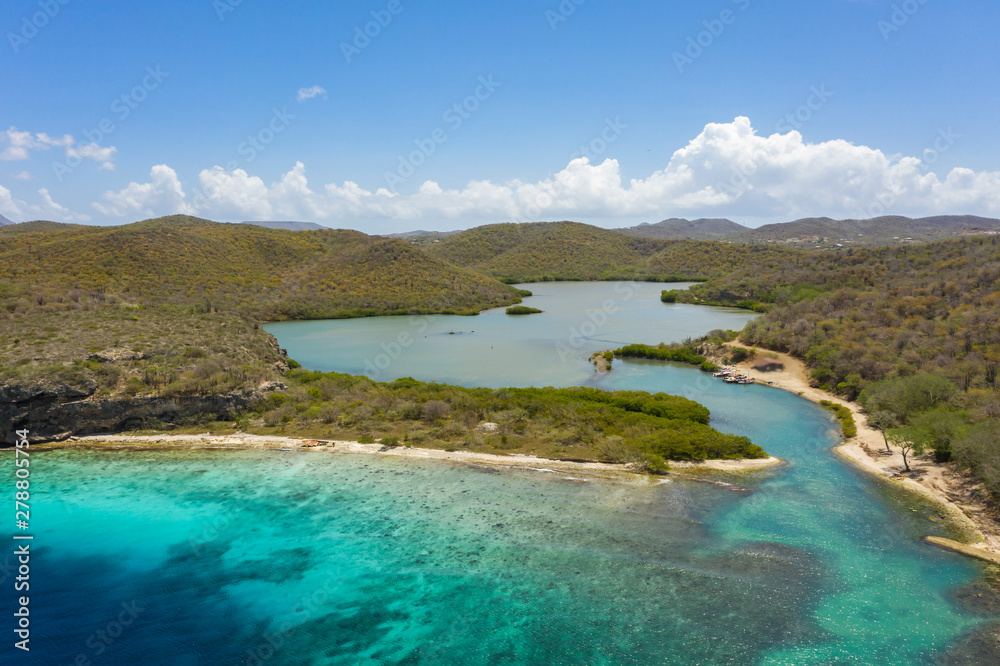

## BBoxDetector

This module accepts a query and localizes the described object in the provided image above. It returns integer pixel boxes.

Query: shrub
[820,400,857,438]
[730,347,752,363]
[263,393,289,411]
[422,400,451,423]
[123,377,145,396]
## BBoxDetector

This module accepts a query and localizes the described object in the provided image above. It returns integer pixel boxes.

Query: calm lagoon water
[263,281,757,388]
[8,283,999,665]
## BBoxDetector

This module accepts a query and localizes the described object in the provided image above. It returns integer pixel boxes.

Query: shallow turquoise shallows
[7,283,998,665]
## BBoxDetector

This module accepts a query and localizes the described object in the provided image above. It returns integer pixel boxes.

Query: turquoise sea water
[5,283,998,664]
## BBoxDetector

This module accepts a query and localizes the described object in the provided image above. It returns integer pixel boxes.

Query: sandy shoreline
[716,344,1000,561]
[32,347,999,559]
[51,433,782,483]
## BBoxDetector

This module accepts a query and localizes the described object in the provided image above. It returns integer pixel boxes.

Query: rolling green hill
[670,235,1000,494]
[427,220,798,282]
[0,216,523,414]
[1,216,765,462]
[0,220,89,234]
[1,215,522,320]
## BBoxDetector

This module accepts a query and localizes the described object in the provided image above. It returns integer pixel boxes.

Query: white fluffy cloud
[1,127,117,170]
[66,143,118,171]
[92,117,1000,224]
[92,165,191,218]
[0,184,16,216]
[297,86,327,103]
[1,128,73,161]
[0,183,91,222]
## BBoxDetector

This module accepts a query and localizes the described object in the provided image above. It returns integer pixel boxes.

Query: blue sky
[1,0,998,232]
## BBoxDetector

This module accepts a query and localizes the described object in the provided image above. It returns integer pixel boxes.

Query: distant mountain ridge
[617,215,1000,247]
[240,220,327,231]
[727,215,1000,246]
[387,229,455,238]
[618,218,748,240]
[11,213,999,248]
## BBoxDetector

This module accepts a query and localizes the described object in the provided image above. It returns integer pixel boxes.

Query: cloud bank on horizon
[4,117,1000,227]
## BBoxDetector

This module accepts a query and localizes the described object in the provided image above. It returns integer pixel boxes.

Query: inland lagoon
[10,282,999,664]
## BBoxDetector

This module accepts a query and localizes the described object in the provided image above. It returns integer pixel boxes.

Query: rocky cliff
[1,380,284,444]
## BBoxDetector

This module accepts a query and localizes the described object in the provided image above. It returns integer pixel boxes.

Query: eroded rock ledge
[1,381,284,445]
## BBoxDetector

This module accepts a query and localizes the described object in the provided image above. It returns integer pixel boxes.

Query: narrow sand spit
[716,344,1000,561]
[53,433,781,483]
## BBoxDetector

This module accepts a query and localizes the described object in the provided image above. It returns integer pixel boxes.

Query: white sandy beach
[716,344,1000,561]
[56,432,782,483]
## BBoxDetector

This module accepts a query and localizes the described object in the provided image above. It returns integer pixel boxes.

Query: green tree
[858,374,957,423]
[952,421,1000,497]
[909,408,970,462]
[866,410,897,454]
[887,425,931,473]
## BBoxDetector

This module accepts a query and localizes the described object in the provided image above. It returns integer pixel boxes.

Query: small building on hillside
[753,359,785,373]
